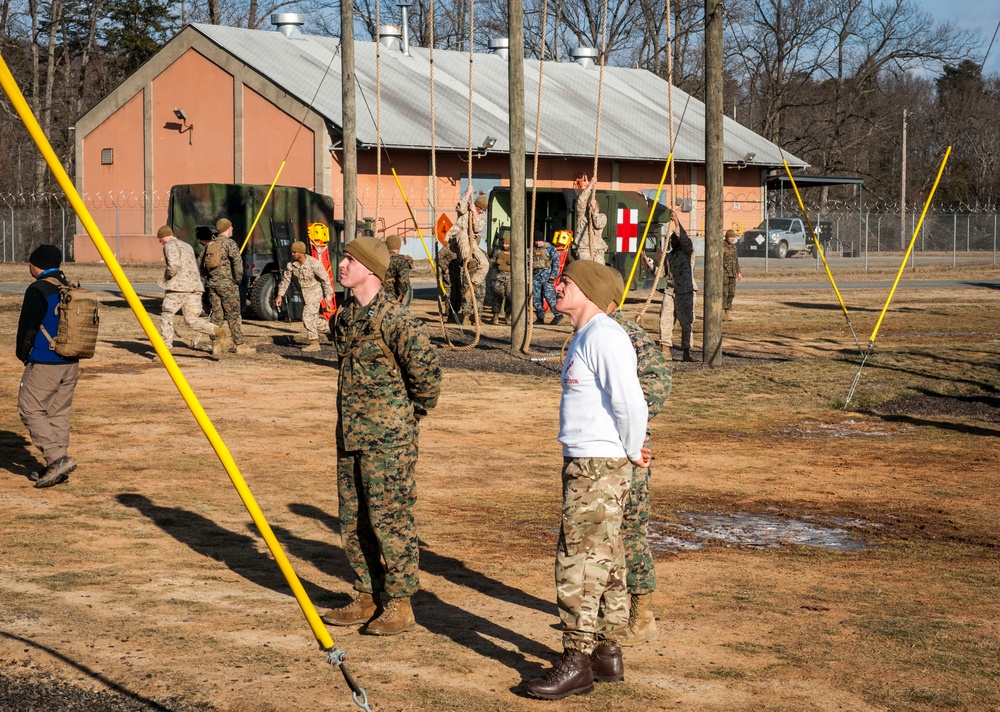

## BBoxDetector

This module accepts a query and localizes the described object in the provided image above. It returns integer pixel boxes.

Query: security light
[173,107,188,123]
[482,135,497,150]
[743,151,756,162]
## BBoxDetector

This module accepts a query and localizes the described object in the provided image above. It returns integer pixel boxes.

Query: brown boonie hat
[216,218,232,233]
[562,259,615,311]
[156,226,173,238]
[343,237,390,281]
[291,241,307,254]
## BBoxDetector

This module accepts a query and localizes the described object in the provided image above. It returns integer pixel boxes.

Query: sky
[916,0,1000,77]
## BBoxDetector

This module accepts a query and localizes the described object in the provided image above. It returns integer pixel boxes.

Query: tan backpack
[201,239,223,270]
[40,277,100,359]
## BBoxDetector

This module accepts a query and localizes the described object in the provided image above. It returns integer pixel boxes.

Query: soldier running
[155,225,224,353]
[199,219,255,355]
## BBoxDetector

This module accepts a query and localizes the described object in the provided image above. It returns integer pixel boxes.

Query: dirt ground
[0,261,998,711]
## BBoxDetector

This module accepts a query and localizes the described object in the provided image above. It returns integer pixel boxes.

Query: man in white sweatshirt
[525,260,650,701]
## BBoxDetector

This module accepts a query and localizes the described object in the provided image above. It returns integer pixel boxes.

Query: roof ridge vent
[489,37,509,60]
[570,46,599,69]
[271,13,305,38]
[378,24,402,51]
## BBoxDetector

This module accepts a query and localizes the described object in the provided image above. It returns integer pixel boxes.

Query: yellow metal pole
[0,50,342,657]
[869,146,952,346]
[621,154,671,303]
[238,163,285,254]
[781,159,852,316]
[389,166,449,295]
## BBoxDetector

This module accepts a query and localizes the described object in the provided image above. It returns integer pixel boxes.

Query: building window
[101,148,114,165]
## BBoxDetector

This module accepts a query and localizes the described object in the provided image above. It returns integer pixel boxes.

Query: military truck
[167,183,344,321]
[485,187,671,291]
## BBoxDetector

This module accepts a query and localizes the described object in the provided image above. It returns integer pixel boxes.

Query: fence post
[994,214,997,266]
[966,214,970,253]
[952,213,957,268]
[115,204,121,259]
[864,211,869,272]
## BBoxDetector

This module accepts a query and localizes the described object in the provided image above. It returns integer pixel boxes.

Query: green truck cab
[167,183,345,320]
[485,187,671,292]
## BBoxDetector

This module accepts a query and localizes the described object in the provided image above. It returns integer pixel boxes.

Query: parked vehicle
[485,187,671,291]
[739,217,812,258]
[167,183,348,320]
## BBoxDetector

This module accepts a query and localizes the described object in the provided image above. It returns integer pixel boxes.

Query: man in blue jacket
[16,245,80,488]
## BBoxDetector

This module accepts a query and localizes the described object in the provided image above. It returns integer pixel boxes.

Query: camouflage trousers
[489,272,512,315]
[448,264,486,321]
[337,443,420,598]
[207,281,245,345]
[532,274,560,319]
[622,463,656,594]
[724,276,737,310]
[160,291,216,348]
[557,456,630,654]
[659,288,695,350]
[300,294,326,341]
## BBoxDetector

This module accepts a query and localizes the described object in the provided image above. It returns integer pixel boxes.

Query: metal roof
[190,23,808,168]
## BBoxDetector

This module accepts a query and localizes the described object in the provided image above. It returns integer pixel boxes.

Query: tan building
[74,16,805,262]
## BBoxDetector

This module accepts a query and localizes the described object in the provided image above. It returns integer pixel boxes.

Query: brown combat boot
[591,643,624,682]
[321,591,378,626]
[234,343,256,355]
[723,309,732,321]
[524,649,594,700]
[302,340,321,352]
[363,596,415,635]
[618,593,659,647]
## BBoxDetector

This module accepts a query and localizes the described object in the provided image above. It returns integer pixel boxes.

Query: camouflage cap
[216,218,232,233]
[562,259,615,311]
[386,234,402,251]
[290,241,307,254]
[156,225,173,238]
[344,237,389,281]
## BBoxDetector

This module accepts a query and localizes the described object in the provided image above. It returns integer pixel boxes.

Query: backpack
[334,299,398,373]
[40,277,100,359]
[201,239,223,270]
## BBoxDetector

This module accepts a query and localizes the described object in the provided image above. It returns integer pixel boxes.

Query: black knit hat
[29,244,61,270]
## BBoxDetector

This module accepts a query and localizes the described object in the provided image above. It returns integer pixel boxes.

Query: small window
[101,148,113,165]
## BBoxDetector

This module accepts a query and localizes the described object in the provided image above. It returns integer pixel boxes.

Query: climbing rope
[374,0,383,226]
[583,0,612,260]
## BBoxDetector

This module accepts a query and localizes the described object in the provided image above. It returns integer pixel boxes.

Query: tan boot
[219,324,235,352]
[211,339,223,356]
[302,340,321,352]
[723,309,732,321]
[321,591,378,626]
[618,593,658,647]
[234,343,256,355]
[363,596,415,636]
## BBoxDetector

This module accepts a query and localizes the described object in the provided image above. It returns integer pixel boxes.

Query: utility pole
[703,0,724,366]
[341,0,358,242]
[900,109,907,251]
[508,0,527,349]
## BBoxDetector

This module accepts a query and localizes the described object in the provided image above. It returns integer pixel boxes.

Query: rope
[375,0,382,227]
[637,0,675,326]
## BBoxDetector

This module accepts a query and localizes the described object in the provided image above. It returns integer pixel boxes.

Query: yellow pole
[238,163,286,254]
[0,51,340,655]
[869,146,952,346]
[781,159,851,316]
[389,166,448,294]
[621,153,672,302]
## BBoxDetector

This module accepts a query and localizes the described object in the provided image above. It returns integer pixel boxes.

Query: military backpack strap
[335,300,399,373]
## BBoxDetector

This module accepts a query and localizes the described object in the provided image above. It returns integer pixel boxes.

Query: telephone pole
[900,109,907,250]
[508,0,527,349]
[703,0,724,366]
[341,0,358,242]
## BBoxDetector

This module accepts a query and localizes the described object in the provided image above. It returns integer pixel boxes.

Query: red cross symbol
[616,208,639,252]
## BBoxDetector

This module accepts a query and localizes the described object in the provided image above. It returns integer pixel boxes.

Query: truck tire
[776,241,789,259]
[249,272,279,320]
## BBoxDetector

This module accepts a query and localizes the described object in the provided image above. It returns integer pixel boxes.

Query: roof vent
[570,46,599,68]
[489,38,509,60]
[399,3,412,56]
[378,24,402,51]
[271,13,305,38]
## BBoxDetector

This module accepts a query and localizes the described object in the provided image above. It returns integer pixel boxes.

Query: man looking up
[525,260,649,700]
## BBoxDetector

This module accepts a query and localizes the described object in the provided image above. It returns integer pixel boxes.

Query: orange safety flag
[436,213,453,245]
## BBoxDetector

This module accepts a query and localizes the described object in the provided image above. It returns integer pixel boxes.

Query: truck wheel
[776,241,789,259]
[249,272,279,320]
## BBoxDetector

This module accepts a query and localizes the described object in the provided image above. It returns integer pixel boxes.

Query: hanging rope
[375,0,383,228]
[581,0,611,260]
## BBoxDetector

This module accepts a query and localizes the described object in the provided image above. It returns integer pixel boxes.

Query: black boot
[551,314,564,325]
[524,649,594,700]
[682,349,694,362]
[535,315,546,325]
[591,643,624,682]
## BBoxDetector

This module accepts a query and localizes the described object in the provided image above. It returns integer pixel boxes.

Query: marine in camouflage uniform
[276,241,334,348]
[660,227,696,360]
[487,238,512,323]
[574,177,608,263]
[156,226,220,351]
[531,237,562,324]
[444,192,488,323]
[323,237,441,636]
[199,220,250,352]
[723,230,742,315]
[385,254,412,305]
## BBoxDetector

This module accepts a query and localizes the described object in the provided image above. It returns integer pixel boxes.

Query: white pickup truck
[739,217,811,258]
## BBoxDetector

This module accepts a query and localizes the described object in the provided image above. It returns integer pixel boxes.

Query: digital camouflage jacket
[612,310,672,420]
[334,288,442,450]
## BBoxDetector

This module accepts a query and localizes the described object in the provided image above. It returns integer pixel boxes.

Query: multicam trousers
[207,280,245,345]
[337,443,420,598]
[557,456,631,654]
[160,291,217,348]
[659,288,695,350]
[622,463,656,594]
